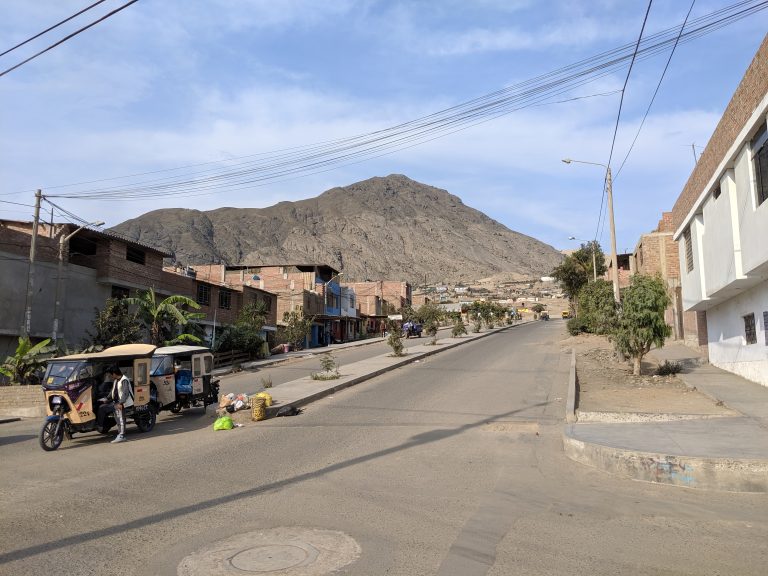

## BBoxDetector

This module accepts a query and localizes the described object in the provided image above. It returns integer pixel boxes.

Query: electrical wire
[593,0,654,244]
[0,0,108,58]
[9,0,767,202]
[0,0,140,79]
[614,0,696,179]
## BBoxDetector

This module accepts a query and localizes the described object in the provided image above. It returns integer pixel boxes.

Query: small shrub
[452,318,467,338]
[567,317,588,336]
[260,375,273,389]
[319,353,337,373]
[655,360,683,376]
[472,318,482,333]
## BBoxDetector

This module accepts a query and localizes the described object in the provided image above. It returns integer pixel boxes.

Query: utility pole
[606,167,620,304]
[22,189,42,337]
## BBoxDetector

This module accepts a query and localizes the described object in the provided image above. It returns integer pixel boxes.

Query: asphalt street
[1,322,767,575]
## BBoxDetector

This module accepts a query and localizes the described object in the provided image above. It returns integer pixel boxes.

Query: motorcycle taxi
[39,344,158,451]
[150,346,219,414]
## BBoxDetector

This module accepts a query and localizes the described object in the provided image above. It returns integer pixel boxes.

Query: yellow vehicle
[40,344,157,451]
[562,311,571,319]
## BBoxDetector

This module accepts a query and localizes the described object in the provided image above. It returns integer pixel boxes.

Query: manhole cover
[178,527,360,576]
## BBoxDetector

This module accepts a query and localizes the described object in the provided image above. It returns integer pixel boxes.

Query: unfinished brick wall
[672,34,768,231]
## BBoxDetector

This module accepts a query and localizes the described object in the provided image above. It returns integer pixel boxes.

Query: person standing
[106,365,133,443]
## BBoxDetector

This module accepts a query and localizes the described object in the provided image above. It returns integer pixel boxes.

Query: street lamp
[562,158,620,303]
[52,221,105,343]
[323,272,344,345]
[568,236,598,282]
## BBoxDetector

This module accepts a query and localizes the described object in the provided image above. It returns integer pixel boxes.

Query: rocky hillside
[111,174,562,285]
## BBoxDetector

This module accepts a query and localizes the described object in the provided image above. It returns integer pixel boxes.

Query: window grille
[126,246,146,265]
[744,313,757,345]
[753,122,768,206]
[219,289,231,310]
[764,311,768,346]
[197,284,210,306]
[683,228,694,273]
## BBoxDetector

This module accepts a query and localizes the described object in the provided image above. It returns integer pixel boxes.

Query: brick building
[671,34,768,385]
[192,264,348,347]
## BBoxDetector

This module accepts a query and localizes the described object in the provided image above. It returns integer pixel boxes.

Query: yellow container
[255,391,273,407]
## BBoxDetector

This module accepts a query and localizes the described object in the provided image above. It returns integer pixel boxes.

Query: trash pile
[213,391,274,430]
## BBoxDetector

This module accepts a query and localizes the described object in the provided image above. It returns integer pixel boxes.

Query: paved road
[1,322,766,575]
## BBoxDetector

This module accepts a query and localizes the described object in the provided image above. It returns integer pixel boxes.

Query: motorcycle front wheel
[39,420,64,451]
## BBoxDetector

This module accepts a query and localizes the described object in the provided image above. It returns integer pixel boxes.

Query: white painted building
[673,39,768,386]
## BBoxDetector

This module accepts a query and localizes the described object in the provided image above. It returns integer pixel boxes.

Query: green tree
[0,337,51,385]
[281,310,314,350]
[612,274,671,375]
[125,287,202,345]
[386,319,405,356]
[216,300,269,356]
[416,301,443,343]
[577,279,617,335]
[552,242,606,310]
[85,298,144,348]
[452,317,467,338]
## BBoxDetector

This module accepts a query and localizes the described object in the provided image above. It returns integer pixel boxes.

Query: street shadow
[0,434,36,446]
[0,401,549,565]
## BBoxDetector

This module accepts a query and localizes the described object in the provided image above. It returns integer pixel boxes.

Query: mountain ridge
[110,174,563,285]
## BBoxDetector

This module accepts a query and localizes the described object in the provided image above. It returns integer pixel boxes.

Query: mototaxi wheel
[39,420,64,451]
[170,401,182,414]
[134,405,157,433]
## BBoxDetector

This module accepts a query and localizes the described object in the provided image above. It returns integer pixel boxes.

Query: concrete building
[671,35,768,386]
[0,220,171,356]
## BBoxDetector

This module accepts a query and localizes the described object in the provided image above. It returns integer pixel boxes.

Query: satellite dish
[251,275,260,281]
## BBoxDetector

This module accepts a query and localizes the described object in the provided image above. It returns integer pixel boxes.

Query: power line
[0,0,140,79]
[593,0,654,244]
[614,0,696,179]
[0,0,108,58]
[8,0,767,202]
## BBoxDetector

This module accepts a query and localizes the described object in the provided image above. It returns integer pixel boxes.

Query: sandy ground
[560,333,736,416]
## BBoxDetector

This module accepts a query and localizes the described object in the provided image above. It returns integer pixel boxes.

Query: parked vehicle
[402,321,423,338]
[540,311,550,321]
[40,344,157,451]
[561,311,571,319]
[150,345,219,414]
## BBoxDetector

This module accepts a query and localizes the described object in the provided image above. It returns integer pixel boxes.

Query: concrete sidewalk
[563,343,768,492]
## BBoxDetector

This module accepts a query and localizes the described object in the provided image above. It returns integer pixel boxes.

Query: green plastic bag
[213,415,234,431]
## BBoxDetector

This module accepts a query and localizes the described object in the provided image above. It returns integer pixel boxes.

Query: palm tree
[126,288,202,345]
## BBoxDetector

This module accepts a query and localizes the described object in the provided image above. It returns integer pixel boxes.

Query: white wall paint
[707,281,768,386]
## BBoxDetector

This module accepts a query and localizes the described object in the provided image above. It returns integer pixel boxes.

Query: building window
[262,295,272,311]
[219,289,231,310]
[764,312,768,346]
[744,313,757,345]
[753,122,768,206]
[683,227,694,273]
[197,284,210,306]
[126,246,146,265]
[111,286,130,299]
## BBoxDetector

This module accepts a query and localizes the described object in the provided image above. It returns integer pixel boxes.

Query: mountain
[110,174,563,285]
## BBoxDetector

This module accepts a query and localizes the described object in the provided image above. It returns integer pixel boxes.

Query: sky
[1,0,766,255]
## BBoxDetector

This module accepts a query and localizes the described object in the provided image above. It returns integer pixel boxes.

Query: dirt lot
[561,333,736,417]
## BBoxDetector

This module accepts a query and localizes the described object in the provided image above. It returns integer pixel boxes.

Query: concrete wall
[680,215,707,311]
[706,281,768,386]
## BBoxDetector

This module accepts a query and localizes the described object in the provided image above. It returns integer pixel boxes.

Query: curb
[562,429,768,493]
[562,348,768,492]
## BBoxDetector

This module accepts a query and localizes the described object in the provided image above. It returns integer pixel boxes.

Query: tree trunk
[633,354,642,376]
